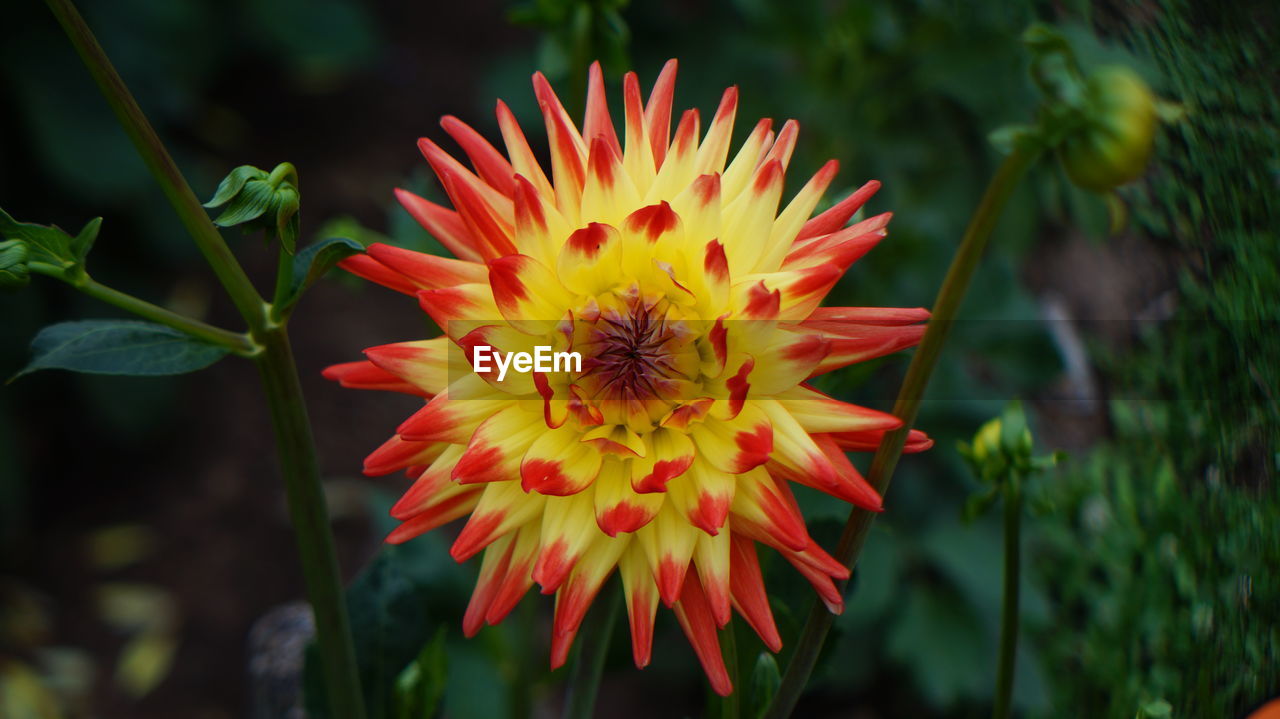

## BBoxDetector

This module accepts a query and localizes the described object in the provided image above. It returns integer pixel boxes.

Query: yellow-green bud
[972,416,1004,465]
[1060,65,1158,193]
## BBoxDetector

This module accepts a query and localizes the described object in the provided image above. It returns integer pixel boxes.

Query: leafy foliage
[14,320,230,379]
[1031,403,1280,716]
[305,495,519,719]
[282,236,364,312]
[0,208,100,280]
[1110,0,1280,483]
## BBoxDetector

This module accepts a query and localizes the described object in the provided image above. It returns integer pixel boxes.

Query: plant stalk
[720,624,740,719]
[270,244,294,322]
[764,145,1040,719]
[45,3,366,715]
[562,582,621,719]
[78,279,254,354]
[26,263,255,355]
[993,474,1022,719]
[43,0,265,330]
[255,327,366,719]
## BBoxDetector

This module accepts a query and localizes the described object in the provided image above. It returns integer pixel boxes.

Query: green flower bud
[966,402,1040,483]
[0,238,31,289]
[204,163,301,253]
[1060,66,1159,193]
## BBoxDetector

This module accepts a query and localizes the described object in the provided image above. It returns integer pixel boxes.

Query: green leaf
[203,165,268,208]
[281,237,364,312]
[13,320,231,380]
[0,207,100,273]
[999,400,1030,454]
[210,180,275,227]
[1136,699,1172,718]
[305,544,445,719]
[0,239,31,289]
[71,217,103,262]
[394,628,448,719]
[749,652,781,719]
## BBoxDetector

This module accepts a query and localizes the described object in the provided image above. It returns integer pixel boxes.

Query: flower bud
[204,163,301,253]
[963,402,1040,487]
[972,416,1004,466]
[0,239,31,289]
[1060,65,1158,193]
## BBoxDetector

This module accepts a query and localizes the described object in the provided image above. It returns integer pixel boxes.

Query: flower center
[572,290,704,428]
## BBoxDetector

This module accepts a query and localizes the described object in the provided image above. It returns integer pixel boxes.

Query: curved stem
[763,145,1040,719]
[43,0,265,330]
[80,277,257,355]
[562,582,621,719]
[28,263,255,355]
[992,474,1022,719]
[255,327,366,719]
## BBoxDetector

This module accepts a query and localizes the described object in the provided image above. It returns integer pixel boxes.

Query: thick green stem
[255,328,366,719]
[43,0,265,330]
[562,582,621,719]
[993,474,1022,719]
[763,146,1040,719]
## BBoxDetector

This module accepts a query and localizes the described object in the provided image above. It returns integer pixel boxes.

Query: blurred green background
[1,0,1276,717]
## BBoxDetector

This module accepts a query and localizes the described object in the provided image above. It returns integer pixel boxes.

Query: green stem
[44,3,365,716]
[43,0,265,330]
[993,474,1022,719]
[267,161,298,189]
[255,327,366,719]
[28,264,255,355]
[270,244,294,322]
[720,625,740,719]
[763,145,1040,719]
[507,599,538,719]
[562,582,621,719]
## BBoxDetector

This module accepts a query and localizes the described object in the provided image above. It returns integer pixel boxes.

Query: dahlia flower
[325,60,931,695]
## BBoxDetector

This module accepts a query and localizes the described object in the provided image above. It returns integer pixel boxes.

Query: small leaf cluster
[0,207,101,286]
[204,163,301,253]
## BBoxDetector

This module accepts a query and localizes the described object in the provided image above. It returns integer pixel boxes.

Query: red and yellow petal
[521,424,604,496]
[330,62,936,697]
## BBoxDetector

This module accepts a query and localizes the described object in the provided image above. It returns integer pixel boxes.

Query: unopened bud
[204,163,301,253]
[1060,66,1159,193]
[972,416,1004,466]
[0,239,31,289]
